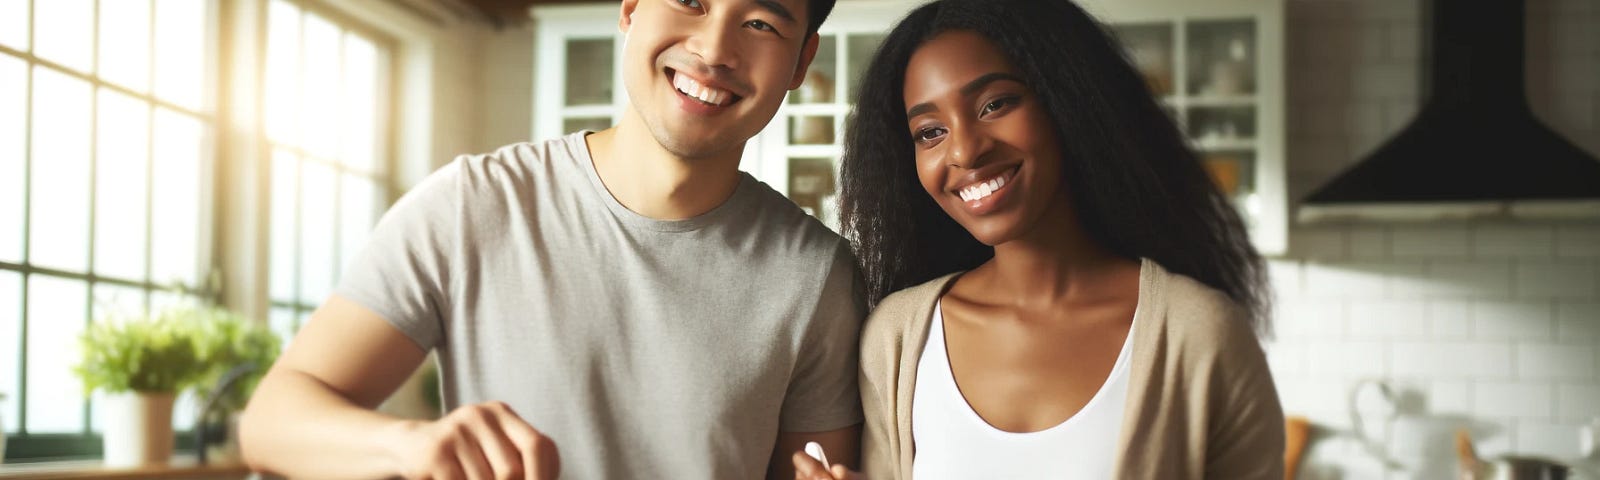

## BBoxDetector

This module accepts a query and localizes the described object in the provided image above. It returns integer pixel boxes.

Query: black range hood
[1297,0,1600,222]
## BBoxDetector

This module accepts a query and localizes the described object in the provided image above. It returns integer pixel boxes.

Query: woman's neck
[981,197,1134,310]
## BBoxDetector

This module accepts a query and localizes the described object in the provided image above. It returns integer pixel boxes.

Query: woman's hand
[791,450,866,480]
[390,401,560,480]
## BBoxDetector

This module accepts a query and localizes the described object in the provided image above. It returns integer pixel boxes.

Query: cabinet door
[532,4,622,141]
[748,0,917,232]
[1096,0,1286,254]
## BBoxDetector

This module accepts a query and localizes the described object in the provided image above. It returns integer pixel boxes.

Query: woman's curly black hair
[839,0,1270,334]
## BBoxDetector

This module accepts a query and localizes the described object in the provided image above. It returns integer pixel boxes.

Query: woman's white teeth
[960,175,1007,202]
[673,73,731,106]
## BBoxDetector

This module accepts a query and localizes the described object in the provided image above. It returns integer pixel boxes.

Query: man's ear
[619,0,640,34]
[788,32,822,90]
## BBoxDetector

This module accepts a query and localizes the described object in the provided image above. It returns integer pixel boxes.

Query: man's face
[619,0,818,160]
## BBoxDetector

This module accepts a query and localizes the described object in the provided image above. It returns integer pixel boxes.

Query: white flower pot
[101,391,175,467]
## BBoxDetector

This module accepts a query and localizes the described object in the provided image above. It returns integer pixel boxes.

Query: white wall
[1268,0,1600,477]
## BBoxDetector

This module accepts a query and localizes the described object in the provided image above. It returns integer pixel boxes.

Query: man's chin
[648,122,750,160]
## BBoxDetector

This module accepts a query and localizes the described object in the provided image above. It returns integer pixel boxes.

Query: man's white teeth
[959,175,1007,202]
[673,73,732,106]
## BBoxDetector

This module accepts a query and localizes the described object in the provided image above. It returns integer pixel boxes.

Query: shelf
[1185,95,1257,107]
[1194,137,1258,150]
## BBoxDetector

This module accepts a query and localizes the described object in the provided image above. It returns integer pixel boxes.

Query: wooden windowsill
[0,456,252,480]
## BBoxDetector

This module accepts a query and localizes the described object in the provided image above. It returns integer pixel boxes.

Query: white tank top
[911,300,1135,479]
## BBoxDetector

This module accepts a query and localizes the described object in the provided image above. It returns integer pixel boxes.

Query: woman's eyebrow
[905,72,1026,117]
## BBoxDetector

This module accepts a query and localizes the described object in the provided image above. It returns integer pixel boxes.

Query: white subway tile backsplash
[1347,227,1389,260]
[1264,340,1309,377]
[1556,226,1600,257]
[1390,342,1512,379]
[1278,0,1598,475]
[1516,422,1584,459]
[1474,301,1556,341]
[1516,343,1596,380]
[1473,225,1555,258]
[1429,301,1474,339]
[1307,341,1387,376]
[1306,263,1387,298]
[1474,382,1554,419]
[1419,262,1514,299]
[1557,384,1600,420]
[1556,302,1600,340]
[1428,381,1473,415]
[1516,261,1597,299]
[1268,260,1303,299]
[1292,229,1348,260]
[1276,299,1346,339]
[1392,226,1471,257]
[1349,301,1427,338]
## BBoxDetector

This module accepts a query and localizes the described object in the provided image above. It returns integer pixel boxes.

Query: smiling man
[238,0,861,478]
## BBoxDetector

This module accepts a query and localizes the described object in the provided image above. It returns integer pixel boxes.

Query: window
[0,0,215,459]
[262,0,393,343]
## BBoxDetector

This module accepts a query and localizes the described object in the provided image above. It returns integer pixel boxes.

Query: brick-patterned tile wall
[1270,1,1600,478]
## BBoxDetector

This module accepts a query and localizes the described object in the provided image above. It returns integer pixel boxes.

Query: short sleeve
[333,159,462,351]
[779,242,868,432]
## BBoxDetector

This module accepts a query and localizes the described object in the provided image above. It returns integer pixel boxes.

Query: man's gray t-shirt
[335,132,865,479]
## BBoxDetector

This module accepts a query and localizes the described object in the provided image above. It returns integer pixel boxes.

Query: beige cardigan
[858,259,1285,479]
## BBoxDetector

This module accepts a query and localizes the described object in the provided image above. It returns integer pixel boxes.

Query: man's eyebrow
[754,0,798,24]
[905,72,1027,117]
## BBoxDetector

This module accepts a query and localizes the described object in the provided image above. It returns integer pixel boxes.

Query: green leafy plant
[73,308,211,394]
[190,308,281,413]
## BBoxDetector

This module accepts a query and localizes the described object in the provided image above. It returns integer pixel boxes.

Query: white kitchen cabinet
[531,0,1286,253]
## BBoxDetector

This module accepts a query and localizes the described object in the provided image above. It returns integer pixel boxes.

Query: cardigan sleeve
[858,304,903,479]
[1203,318,1286,480]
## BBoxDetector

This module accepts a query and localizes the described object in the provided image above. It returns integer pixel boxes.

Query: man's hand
[791,450,865,480]
[391,401,560,480]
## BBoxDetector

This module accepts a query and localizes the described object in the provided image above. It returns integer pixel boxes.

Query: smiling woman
[828,1,1282,479]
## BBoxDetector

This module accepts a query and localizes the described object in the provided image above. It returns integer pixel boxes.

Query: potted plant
[73,308,210,467]
[189,308,280,463]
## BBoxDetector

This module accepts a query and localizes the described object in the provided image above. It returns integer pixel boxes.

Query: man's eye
[746,20,777,33]
[675,0,703,9]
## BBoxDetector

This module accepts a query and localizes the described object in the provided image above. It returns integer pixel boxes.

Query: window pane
[99,0,152,92]
[269,306,296,351]
[150,109,203,287]
[340,34,379,173]
[301,14,340,158]
[264,0,301,145]
[0,0,28,51]
[173,389,197,430]
[298,161,335,304]
[269,150,297,302]
[35,0,94,73]
[25,275,88,433]
[30,67,92,272]
[339,174,377,277]
[96,89,151,281]
[153,0,207,110]
[89,282,147,432]
[148,290,194,313]
[0,55,25,263]
[92,283,147,320]
[0,271,19,434]
[564,39,614,106]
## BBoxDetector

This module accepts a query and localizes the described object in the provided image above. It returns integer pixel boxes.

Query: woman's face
[903,30,1067,246]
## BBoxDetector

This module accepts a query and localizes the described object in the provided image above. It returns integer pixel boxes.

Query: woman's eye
[981,96,1019,116]
[914,127,947,143]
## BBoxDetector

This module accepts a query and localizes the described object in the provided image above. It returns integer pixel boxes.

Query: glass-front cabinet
[531,0,1286,254]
